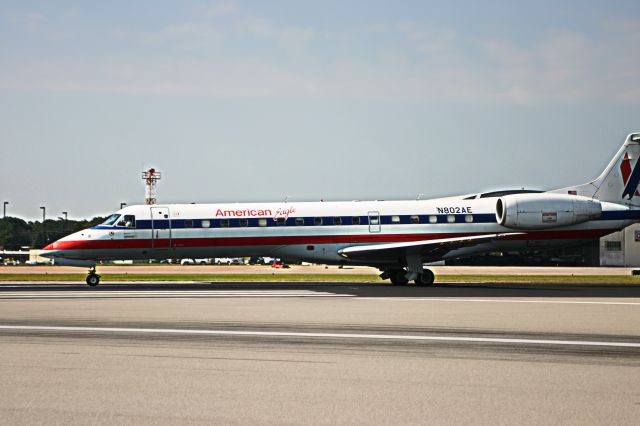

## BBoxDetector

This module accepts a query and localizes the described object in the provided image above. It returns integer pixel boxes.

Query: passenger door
[368,211,381,233]
[150,207,171,250]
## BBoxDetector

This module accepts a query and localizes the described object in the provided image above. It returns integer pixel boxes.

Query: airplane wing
[338,233,523,262]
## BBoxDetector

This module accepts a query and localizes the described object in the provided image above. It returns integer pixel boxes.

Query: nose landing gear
[86,268,101,287]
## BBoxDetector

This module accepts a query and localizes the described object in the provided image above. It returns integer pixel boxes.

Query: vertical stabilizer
[552,133,640,207]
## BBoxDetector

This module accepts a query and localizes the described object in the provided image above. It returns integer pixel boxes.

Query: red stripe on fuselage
[48,229,617,251]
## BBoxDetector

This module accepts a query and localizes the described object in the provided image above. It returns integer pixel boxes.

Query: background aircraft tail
[552,133,640,207]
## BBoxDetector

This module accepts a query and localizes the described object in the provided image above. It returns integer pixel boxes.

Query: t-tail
[552,133,640,207]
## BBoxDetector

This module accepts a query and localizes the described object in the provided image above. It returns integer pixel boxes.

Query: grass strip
[0,274,382,282]
[1,273,640,284]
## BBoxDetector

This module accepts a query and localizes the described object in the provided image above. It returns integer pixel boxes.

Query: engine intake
[496,193,601,230]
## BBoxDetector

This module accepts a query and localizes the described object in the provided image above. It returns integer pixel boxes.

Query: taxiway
[1,282,639,424]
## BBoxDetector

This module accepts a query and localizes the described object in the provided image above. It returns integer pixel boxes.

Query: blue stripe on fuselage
[90,210,640,232]
[91,213,498,230]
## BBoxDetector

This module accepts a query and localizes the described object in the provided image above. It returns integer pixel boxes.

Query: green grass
[1,273,640,284]
[0,273,382,282]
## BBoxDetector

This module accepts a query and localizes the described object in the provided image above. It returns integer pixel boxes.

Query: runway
[1,282,639,424]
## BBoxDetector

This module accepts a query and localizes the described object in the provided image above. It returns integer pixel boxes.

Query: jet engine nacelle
[496,193,602,230]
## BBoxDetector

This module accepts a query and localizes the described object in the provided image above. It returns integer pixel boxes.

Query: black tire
[389,269,409,285]
[415,269,435,286]
[86,274,100,287]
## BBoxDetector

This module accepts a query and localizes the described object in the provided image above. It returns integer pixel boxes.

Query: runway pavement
[1,281,639,424]
[2,264,639,275]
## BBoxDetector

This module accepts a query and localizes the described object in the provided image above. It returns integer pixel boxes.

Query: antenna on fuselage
[142,168,162,205]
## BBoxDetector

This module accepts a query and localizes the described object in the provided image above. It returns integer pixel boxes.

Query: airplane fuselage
[43,196,637,267]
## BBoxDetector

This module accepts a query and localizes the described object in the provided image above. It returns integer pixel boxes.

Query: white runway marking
[357,297,640,306]
[1,325,639,348]
[0,290,351,299]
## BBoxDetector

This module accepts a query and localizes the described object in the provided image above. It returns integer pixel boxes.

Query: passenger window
[276,217,286,226]
[391,215,400,223]
[295,217,305,226]
[352,216,361,225]
[410,215,420,224]
[314,217,323,226]
[239,219,248,227]
[184,219,193,228]
[333,217,342,225]
[429,216,438,224]
[369,216,379,225]
[465,214,473,223]
[258,218,267,227]
[201,220,210,228]
[220,219,230,227]
[447,215,456,223]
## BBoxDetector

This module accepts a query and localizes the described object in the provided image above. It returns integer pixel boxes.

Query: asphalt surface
[1,281,639,425]
[2,264,639,275]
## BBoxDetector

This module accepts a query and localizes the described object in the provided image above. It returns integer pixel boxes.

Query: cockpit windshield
[102,214,120,226]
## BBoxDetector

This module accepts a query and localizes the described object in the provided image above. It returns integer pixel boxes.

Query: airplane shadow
[208,281,640,298]
[3,281,640,299]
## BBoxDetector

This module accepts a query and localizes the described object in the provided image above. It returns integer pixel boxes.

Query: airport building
[600,223,640,266]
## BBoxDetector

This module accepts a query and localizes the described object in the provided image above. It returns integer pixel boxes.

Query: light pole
[120,202,127,209]
[40,206,46,243]
[62,211,68,233]
[3,201,8,218]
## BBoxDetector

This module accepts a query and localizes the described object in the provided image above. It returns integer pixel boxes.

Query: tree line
[0,216,106,250]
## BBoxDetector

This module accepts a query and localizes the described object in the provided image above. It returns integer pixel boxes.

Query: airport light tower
[142,168,162,205]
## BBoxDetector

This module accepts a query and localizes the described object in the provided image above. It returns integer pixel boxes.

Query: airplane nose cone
[40,242,61,258]
[39,236,88,258]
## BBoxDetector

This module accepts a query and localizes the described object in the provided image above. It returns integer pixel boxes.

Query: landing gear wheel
[389,269,409,285]
[415,269,435,286]
[86,268,101,287]
[86,274,100,286]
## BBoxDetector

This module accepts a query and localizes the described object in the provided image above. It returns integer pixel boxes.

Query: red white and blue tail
[553,133,640,207]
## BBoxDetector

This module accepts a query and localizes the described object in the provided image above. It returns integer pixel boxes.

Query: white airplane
[41,133,640,287]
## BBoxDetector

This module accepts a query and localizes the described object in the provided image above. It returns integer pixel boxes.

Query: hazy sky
[1,1,640,220]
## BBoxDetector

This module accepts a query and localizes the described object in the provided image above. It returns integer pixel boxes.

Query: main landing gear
[416,268,435,286]
[382,254,436,286]
[389,269,409,285]
[384,267,435,286]
[86,267,101,287]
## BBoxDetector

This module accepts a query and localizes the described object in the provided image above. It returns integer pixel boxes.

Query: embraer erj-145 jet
[42,133,640,287]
